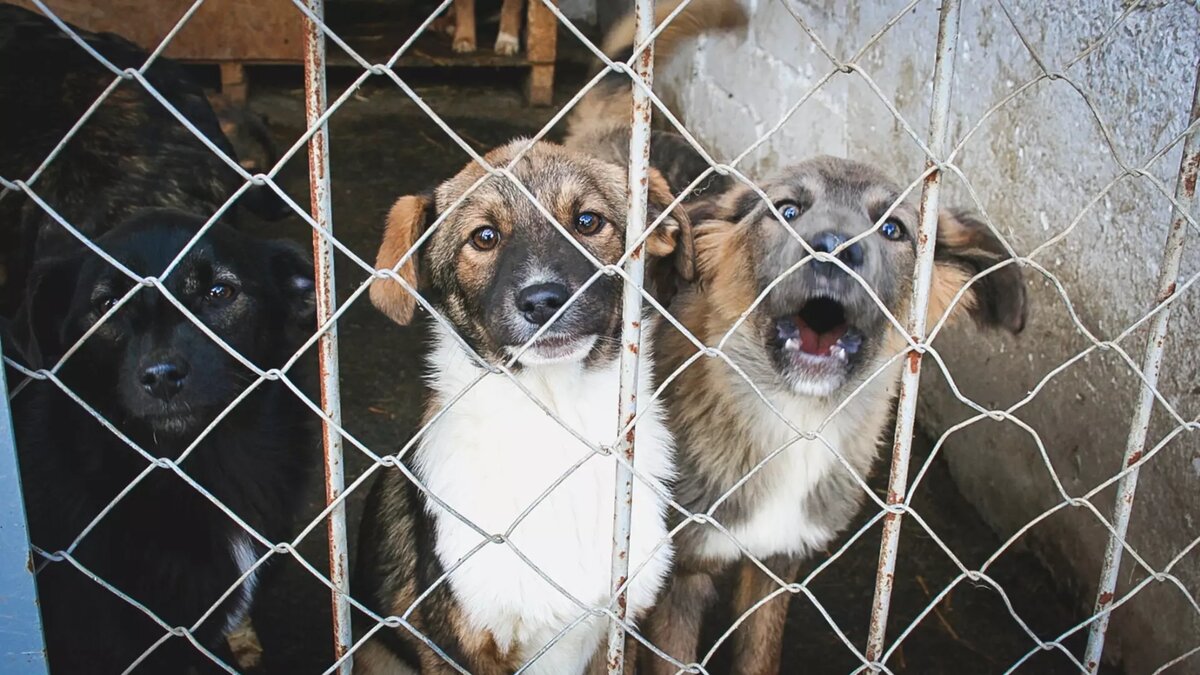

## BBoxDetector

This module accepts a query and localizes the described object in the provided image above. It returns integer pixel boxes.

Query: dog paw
[494,32,519,55]
[227,618,263,671]
[453,37,477,53]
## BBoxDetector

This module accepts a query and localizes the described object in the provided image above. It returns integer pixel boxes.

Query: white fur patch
[696,332,900,563]
[494,31,520,55]
[415,322,675,673]
[224,534,261,635]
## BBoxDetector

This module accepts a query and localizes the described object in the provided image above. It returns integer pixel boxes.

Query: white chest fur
[695,393,847,562]
[696,345,899,563]
[415,325,675,673]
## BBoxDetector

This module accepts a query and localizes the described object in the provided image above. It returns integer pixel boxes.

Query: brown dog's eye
[574,212,605,236]
[208,283,238,301]
[469,226,500,251]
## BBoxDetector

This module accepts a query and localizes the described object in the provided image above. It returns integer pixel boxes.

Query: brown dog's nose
[140,359,189,400]
[516,282,569,326]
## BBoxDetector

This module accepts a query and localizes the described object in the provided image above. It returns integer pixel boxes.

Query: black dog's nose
[811,231,864,269]
[516,282,570,325]
[140,359,190,401]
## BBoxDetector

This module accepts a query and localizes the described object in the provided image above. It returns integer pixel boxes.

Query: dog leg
[353,638,420,675]
[226,616,263,671]
[641,571,717,675]
[495,0,523,55]
[452,0,477,52]
[730,556,801,675]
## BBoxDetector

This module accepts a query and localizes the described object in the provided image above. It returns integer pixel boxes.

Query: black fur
[0,3,288,312]
[6,209,316,674]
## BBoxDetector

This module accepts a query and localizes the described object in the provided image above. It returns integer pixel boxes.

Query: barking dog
[643,157,1028,675]
[6,209,316,674]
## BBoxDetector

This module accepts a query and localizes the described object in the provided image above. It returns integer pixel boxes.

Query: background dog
[6,209,316,674]
[432,0,525,55]
[0,3,289,313]
[643,157,1028,674]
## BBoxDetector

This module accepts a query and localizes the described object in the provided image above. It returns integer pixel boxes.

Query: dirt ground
[235,64,1120,675]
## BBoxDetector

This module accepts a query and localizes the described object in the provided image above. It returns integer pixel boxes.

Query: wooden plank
[219,62,248,104]
[8,0,304,62]
[525,0,557,105]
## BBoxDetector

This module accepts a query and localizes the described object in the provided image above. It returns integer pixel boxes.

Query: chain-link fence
[0,0,1197,674]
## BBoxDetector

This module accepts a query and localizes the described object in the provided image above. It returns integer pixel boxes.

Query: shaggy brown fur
[642,156,1027,675]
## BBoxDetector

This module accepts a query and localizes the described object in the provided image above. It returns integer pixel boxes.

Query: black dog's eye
[95,295,119,313]
[574,212,606,236]
[775,201,801,221]
[469,226,500,251]
[880,219,907,241]
[207,282,238,301]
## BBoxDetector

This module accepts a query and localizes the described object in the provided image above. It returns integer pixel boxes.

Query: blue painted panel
[0,351,49,673]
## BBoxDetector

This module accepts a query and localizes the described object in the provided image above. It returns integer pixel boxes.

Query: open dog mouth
[772,298,865,387]
[776,297,864,361]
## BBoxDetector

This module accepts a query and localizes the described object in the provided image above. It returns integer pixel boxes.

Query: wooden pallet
[10,0,558,105]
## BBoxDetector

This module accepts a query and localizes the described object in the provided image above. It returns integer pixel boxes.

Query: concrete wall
[656,1,1200,671]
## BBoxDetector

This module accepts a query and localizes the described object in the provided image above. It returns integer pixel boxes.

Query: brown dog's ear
[370,195,434,325]
[931,209,1027,334]
[644,168,695,304]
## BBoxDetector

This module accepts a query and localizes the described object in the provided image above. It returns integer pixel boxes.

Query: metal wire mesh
[0,0,1197,674]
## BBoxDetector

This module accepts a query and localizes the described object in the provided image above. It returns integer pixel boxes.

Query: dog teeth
[830,344,847,362]
[784,337,800,352]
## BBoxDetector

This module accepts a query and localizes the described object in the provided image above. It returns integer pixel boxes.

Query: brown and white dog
[355,139,690,674]
[435,0,525,55]
[352,3,742,672]
[642,157,1028,674]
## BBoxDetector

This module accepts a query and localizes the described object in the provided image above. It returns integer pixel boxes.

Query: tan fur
[443,0,524,54]
[565,0,746,142]
[370,195,431,325]
[451,0,476,53]
[225,617,263,671]
[354,640,418,675]
[729,557,802,675]
[361,138,698,673]
[643,157,1027,674]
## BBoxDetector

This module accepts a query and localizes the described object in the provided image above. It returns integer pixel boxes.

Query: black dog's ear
[266,240,316,328]
[370,194,435,325]
[10,254,84,368]
[645,168,695,305]
[932,209,1027,334]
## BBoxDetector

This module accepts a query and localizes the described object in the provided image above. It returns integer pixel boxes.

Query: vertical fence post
[606,0,655,671]
[864,0,962,668]
[0,351,49,674]
[302,1,353,672]
[1081,63,1200,674]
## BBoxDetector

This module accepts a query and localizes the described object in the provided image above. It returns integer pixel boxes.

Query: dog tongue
[797,320,849,356]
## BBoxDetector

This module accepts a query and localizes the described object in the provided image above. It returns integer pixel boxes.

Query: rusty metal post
[303,1,352,672]
[864,0,962,668]
[606,0,655,671]
[1082,63,1200,674]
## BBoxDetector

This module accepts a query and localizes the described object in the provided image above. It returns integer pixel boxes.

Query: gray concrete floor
[240,66,1120,675]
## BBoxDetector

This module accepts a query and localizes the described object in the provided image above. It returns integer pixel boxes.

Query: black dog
[6,209,315,674]
[0,2,290,312]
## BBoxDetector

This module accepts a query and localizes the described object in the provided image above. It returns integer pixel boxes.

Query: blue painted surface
[0,351,49,673]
